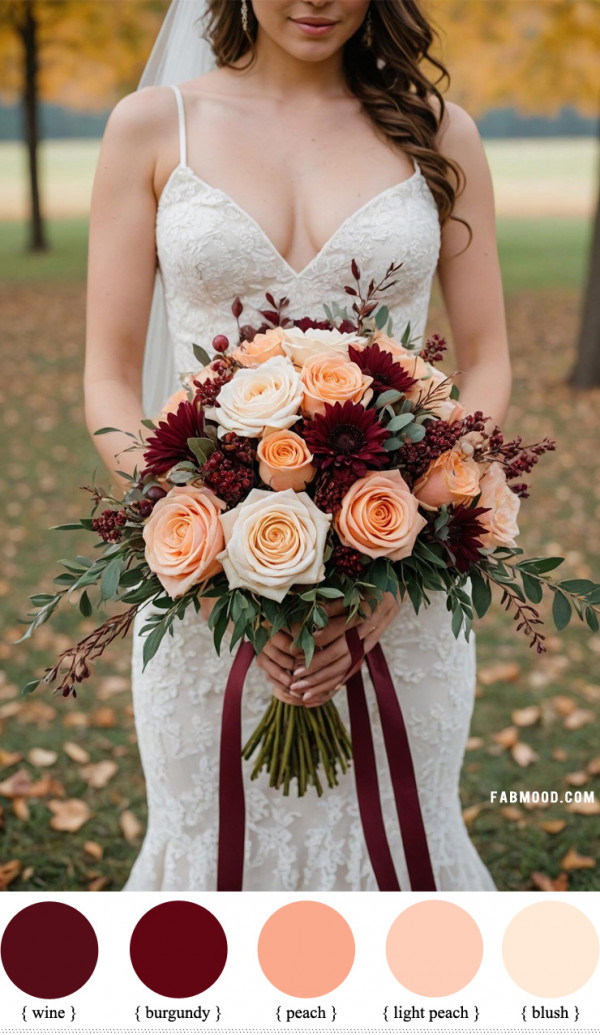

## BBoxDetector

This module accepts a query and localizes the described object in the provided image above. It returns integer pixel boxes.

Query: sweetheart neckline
[156,160,423,279]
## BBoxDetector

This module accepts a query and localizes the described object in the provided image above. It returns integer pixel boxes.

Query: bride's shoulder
[425,95,483,151]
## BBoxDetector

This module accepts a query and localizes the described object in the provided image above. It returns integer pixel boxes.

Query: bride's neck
[236,30,348,100]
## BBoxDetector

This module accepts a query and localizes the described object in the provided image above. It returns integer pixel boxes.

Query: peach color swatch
[386,900,483,997]
[503,901,599,998]
[258,901,355,998]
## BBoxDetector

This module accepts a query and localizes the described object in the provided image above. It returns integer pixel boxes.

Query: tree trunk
[568,113,600,388]
[22,0,47,252]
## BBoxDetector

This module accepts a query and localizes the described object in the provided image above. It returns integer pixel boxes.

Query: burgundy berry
[212,334,229,353]
[146,485,168,502]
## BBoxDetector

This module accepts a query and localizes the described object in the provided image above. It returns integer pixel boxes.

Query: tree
[0,0,168,252]
[426,0,600,386]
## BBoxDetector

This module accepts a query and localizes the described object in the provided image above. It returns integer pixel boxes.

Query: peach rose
[218,488,331,601]
[257,430,316,492]
[335,469,427,561]
[301,354,373,417]
[157,387,189,420]
[184,360,224,390]
[281,326,360,368]
[417,365,466,421]
[143,485,226,598]
[232,327,287,368]
[477,461,520,548]
[205,356,303,438]
[412,445,481,510]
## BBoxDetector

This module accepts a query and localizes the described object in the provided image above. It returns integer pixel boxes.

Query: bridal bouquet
[18,259,600,796]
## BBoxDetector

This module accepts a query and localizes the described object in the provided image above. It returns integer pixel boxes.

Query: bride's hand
[288,593,401,707]
[256,630,305,706]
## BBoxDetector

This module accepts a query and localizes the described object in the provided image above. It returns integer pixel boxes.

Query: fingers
[262,639,296,672]
[255,653,304,706]
[289,636,348,687]
[313,612,360,649]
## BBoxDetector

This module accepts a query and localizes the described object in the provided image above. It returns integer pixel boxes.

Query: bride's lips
[290,17,338,35]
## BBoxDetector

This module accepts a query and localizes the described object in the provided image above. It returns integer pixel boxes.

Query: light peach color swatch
[386,900,483,997]
[503,901,599,998]
[258,901,355,998]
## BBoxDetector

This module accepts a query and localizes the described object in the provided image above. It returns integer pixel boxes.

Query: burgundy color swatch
[129,900,227,998]
[1,901,98,999]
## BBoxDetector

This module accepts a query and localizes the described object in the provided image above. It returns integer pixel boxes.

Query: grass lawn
[1,141,600,890]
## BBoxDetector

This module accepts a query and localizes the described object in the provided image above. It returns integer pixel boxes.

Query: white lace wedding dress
[123,84,496,892]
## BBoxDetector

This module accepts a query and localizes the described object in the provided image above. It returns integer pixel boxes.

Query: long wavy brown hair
[197,0,472,247]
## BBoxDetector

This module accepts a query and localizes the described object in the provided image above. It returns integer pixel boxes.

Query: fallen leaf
[98,676,129,700]
[48,798,91,832]
[466,737,484,751]
[541,820,566,834]
[492,726,519,749]
[91,707,117,729]
[62,712,90,729]
[12,797,29,822]
[119,810,143,842]
[27,748,57,768]
[479,661,521,686]
[565,771,589,786]
[63,741,90,764]
[87,876,110,891]
[0,701,22,720]
[567,798,600,815]
[80,760,118,789]
[561,848,596,870]
[587,757,600,775]
[0,859,21,889]
[553,695,577,717]
[83,840,103,861]
[0,769,34,798]
[18,700,57,725]
[511,706,541,727]
[462,804,482,825]
[511,742,539,768]
[500,806,524,821]
[553,747,568,762]
[21,865,34,881]
[0,750,23,768]
[531,871,569,891]
[564,709,596,731]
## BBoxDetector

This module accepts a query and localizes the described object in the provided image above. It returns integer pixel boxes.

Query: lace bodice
[122,84,495,893]
[156,84,441,380]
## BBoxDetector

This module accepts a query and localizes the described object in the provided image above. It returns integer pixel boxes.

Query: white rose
[206,355,303,438]
[281,327,362,368]
[477,461,521,548]
[218,487,332,601]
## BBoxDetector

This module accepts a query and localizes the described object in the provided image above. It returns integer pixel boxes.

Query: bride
[84,0,510,891]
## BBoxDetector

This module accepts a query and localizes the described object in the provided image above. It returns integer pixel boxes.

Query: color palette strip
[2,898,600,1001]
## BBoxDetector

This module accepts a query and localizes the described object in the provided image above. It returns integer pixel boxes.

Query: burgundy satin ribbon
[217,630,436,891]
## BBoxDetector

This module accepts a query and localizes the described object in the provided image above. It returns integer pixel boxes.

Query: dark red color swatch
[129,900,227,998]
[1,901,98,999]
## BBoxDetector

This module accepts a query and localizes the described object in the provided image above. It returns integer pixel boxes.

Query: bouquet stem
[242,696,352,797]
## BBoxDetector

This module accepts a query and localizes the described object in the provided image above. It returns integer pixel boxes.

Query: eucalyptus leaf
[192,343,211,366]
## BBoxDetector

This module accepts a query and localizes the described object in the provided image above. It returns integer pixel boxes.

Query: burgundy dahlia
[348,341,418,395]
[303,400,389,477]
[445,504,491,572]
[143,399,205,476]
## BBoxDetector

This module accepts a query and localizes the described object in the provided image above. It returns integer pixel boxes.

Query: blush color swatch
[129,901,227,998]
[502,901,599,998]
[1,901,98,999]
[386,900,483,997]
[258,900,355,998]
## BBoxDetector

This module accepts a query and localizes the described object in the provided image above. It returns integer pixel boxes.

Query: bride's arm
[434,100,512,431]
[84,87,167,494]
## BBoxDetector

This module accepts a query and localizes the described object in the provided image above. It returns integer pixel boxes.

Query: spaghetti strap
[169,84,187,168]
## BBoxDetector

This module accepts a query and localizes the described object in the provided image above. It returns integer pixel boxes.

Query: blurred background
[0,0,599,892]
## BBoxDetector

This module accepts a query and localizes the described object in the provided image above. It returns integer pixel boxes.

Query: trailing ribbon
[217,630,436,891]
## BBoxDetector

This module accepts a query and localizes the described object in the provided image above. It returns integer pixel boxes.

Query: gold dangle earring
[362,6,373,48]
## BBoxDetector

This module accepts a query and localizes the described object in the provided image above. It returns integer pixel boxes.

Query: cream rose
[232,327,287,367]
[143,485,226,598]
[301,353,373,417]
[218,487,331,601]
[335,469,427,561]
[281,326,361,368]
[257,430,316,492]
[477,461,520,548]
[412,445,482,510]
[205,355,303,438]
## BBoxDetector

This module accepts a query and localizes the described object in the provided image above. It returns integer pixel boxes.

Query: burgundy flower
[303,400,389,477]
[142,399,205,476]
[348,341,418,396]
[314,468,356,514]
[444,503,491,572]
[293,317,331,332]
[201,450,255,507]
[331,541,367,577]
